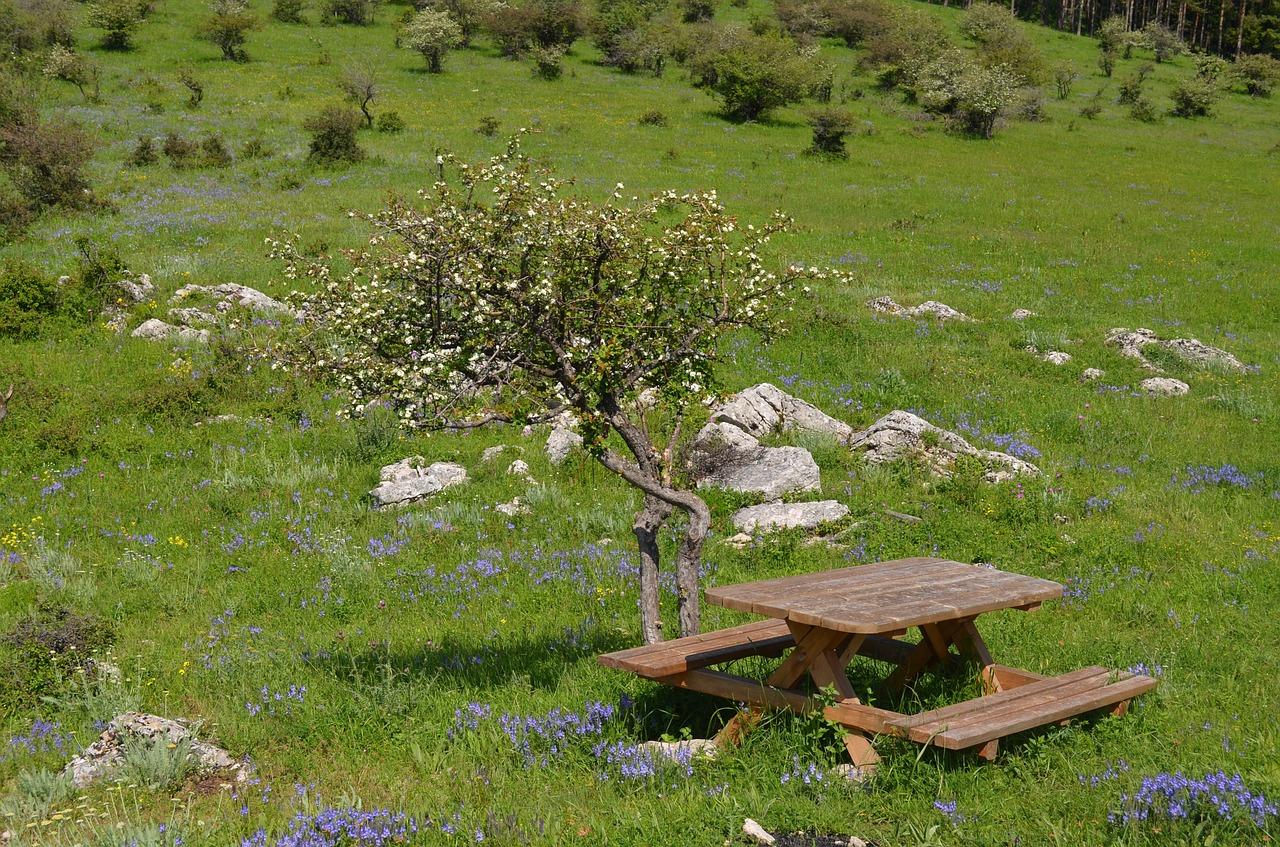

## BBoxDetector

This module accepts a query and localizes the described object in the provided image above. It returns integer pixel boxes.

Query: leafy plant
[303,104,365,163]
[120,735,196,792]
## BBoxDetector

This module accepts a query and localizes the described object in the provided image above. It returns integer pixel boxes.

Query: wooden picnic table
[600,557,1158,769]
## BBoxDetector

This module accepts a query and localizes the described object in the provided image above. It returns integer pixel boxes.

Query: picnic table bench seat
[598,619,796,680]
[882,665,1160,758]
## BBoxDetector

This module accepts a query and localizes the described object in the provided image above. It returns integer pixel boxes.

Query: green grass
[2,0,1279,844]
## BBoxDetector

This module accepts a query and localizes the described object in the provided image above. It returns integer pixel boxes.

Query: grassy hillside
[1,0,1279,844]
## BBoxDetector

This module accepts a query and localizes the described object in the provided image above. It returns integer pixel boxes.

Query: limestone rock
[171,283,300,317]
[1140,377,1190,397]
[691,423,820,499]
[545,426,583,465]
[731,500,850,533]
[869,296,976,322]
[847,411,1040,482]
[743,819,776,846]
[496,497,530,517]
[168,307,217,327]
[710,383,853,441]
[1041,351,1072,365]
[506,459,533,478]
[370,460,467,507]
[481,446,507,462]
[63,712,244,789]
[1008,308,1036,320]
[130,318,210,344]
[1105,327,1249,373]
[115,272,154,305]
[637,738,719,761]
[723,532,754,548]
[1081,367,1105,381]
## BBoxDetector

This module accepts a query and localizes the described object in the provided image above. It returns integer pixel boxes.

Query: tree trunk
[673,495,711,639]
[1217,0,1227,54]
[1235,0,1246,56]
[633,495,673,645]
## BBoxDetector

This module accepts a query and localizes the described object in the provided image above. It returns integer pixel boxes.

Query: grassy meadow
[1,0,1279,843]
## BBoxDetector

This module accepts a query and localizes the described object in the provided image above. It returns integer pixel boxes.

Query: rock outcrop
[847,411,1040,483]
[370,458,468,507]
[710,383,853,441]
[869,297,976,322]
[1105,327,1249,373]
[690,423,821,499]
[1140,377,1190,396]
[731,500,850,533]
[63,712,243,789]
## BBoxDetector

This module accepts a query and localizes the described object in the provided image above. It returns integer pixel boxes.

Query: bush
[913,49,1020,138]
[1233,53,1278,97]
[1097,15,1128,54]
[41,45,98,101]
[303,104,365,163]
[637,108,668,126]
[85,0,141,49]
[416,0,494,46]
[0,119,96,210]
[197,0,261,60]
[1194,53,1230,82]
[241,135,273,158]
[1098,49,1116,77]
[1117,63,1153,104]
[199,133,234,166]
[0,603,113,714]
[339,65,377,127]
[402,8,462,71]
[804,105,853,157]
[1079,86,1105,118]
[530,43,566,78]
[680,0,711,22]
[271,0,307,22]
[375,110,404,132]
[1139,21,1182,62]
[961,3,1044,85]
[0,258,58,339]
[322,0,382,24]
[484,0,582,57]
[1129,95,1156,121]
[162,131,199,168]
[690,26,822,121]
[126,135,158,166]
[598,16,673,74]
[176,64,203,106]
[476,114,500,135]
[1170,75,1218,117]
[1053,64,1077,99]
[860,7,951,90]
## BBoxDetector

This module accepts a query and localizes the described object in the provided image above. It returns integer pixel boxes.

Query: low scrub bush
[804,105,854,157]
[1233,53,1278,97]
[375,110,404,132]
[530,43,566,79]
[85,0,141,49]
[0,118,97,212]
[197,0,261,60]
[402,8,462,71]
[303,104,365,163]
[690,26,823,121]
[271,0,307,22]
[0,603,113,715]
[1170,75,1218,117]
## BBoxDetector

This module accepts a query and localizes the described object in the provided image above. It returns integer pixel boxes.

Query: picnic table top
[703,557,1064,635]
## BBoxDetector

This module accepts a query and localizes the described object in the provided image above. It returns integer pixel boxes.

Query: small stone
[369,460,468,508]
[1140,377,1190,397]
[1041,351,1072,365]
[868,297,975,322]
[506,459,532,477]
[1009,308,1036,320]
[723,532,754,548]
[710,383,853,441]
[637,738,719,761]
[742,819,775,846]
[130,318,210,344]
[883,509,923,524]
[495,497,530,517]
[830,764,871,784]
[63,712,245,789]
[1081,367,1105,381]
[481,446,507,462]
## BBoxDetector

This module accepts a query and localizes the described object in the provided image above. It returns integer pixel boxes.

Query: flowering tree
[401,9,463,72]
[271,140,835,643]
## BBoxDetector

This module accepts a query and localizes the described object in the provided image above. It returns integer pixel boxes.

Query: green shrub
[529,43,566,79]
[0,118,96,211]
[680,0,711,22]
[402,8,462,71]
[241,134,274,157]
[271,0,307,22]
[1139,21,1182,62]
[637,108,668,126]
[121,736,196,792]
[860,6,951,90]
[913,49,1019,138]
[199,132,234,167]
[476,114,500,136]
[1170,75,1218,117]
[1117,63,1153,104]
[0,258,58,339]
[322,0,382,25]
[1054,64,1077,99]
[1233,53,1278,97]
[85,0,141,49]
[804,104,854,157]
[303,104,365,163]
[0,603,113,716]
[176,65,203,106]
[197,0,261,60]
[375,110,404,132]
[690,26,822,121]
[162,131,199,168]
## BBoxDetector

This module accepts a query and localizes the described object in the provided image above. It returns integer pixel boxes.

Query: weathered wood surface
[705,558,1063,633]
[597,619,793,678]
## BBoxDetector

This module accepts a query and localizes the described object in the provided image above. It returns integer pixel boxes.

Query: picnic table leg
[714,707,764,747]
[767,624,848,689]
[843,732,880,774]
[884,620,965,692]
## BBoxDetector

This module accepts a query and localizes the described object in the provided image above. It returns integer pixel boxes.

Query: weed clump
[0,602,114,715]
[375,110,404,132]
[638,108,668,126]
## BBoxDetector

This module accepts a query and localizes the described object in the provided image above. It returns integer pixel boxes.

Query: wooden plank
[671,669,815,715]
[709,558,955,617]
[766,626,846,688]
[823,700,906,735]
[597,620,794,677]
[780,567,991,630]
[984,664,1047,693]
[888,667,1111,734]
[936,675,1160,750]
[854,634,916,665]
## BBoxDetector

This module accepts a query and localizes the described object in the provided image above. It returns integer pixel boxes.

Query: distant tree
[416,0,493,46]
[860,6,951,90]
[270,140,840,643]
[529,43,566,78]
[484,0,583,57]
[1098,15,1129,57]
[690,26,822,121]
[1139,21,1184,62]
[271,0,307,22]
[960,2,1045,85]
[86,0,142,50]
[401,8,462,71]
[1053,63,1078,98]
[176,64,203,106]
[322,0,382,25]
[197,0,261,60]
[338,64,378,127]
